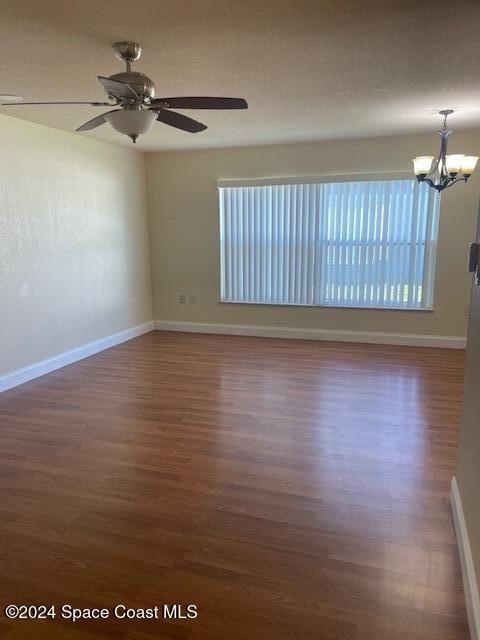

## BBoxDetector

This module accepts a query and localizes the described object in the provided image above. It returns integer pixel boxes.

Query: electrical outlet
[189,293,196,304]
[177,293,186,304]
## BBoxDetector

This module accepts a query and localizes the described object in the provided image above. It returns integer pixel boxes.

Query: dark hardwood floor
[0,331,468,639]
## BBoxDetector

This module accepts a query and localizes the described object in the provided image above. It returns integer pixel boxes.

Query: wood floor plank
[0,331,468,639]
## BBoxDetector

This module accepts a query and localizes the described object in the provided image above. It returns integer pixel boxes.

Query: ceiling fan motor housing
[109,72,156,100]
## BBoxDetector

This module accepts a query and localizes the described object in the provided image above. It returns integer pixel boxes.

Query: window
[219,178,440,309]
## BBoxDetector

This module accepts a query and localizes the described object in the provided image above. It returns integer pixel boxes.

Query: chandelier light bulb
[445,154,464,175]
[461,156,479,176]
[412,156,434,176]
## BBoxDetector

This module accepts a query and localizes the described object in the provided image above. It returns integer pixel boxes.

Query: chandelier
[412,110,478,191]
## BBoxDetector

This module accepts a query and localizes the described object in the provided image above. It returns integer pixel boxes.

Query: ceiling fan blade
[154,109,207,133]
[76,110,120,132]
[1,101,112,106]
[152,97,248,110]
[98,76,138,101]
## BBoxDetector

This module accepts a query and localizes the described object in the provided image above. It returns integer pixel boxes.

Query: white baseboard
[153,320,466,349]
[451,477,480,640]
[0,321,154,394]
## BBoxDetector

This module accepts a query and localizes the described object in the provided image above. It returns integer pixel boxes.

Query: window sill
[219,300,434,312]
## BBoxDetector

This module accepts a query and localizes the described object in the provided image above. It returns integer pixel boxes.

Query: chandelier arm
[421,177,436,189]
[425,138,446,180]
[425,128,450,182]
[444,177,467,190]
[425,156,441,180]
[439,130,449,176]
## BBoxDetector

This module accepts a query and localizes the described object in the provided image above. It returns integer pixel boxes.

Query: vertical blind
[219,179,440,309]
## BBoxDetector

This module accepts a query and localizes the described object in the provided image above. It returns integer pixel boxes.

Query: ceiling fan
[0,42,248,143]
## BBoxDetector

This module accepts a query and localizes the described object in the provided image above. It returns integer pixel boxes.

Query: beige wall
[0,114,152,377]
[146,130,480,338]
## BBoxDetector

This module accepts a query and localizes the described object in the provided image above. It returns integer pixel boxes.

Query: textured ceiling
[0,0,479,151]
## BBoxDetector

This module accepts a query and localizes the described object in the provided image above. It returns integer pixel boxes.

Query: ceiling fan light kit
[412,110,478,191]
[0,41,248,143]
[105,109,157,143]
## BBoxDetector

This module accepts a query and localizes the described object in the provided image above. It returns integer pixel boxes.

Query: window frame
[218,173,440,312]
